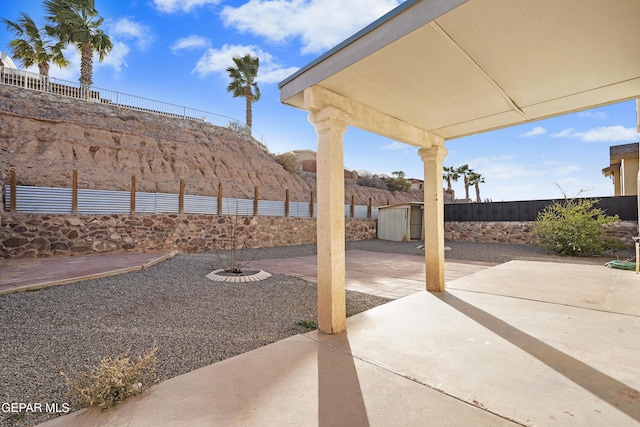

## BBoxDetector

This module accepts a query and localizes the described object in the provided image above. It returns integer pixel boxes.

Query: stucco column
[308,106,348,334]
[419,144,448,292]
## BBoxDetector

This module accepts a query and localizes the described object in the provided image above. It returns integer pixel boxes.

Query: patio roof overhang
[280,0,640,142]
[278,0,640,334]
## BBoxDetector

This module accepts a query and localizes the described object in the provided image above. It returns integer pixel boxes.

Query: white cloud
[48,41,130,82]
[381,141,408,151]
[170,35,211,54]
[542,161,581,177]
[50,17,152,80]
[518,126,546,138]
[108,18,152,50]
[192,44,299,84]
[153,0,221,13]
[221,0,402,55]
[96,41,130,73]
[578,111,607,120]
[48,46,80,81]
[552,125,640,142]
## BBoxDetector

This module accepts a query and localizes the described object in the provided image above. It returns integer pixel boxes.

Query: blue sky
[1,0,639,202]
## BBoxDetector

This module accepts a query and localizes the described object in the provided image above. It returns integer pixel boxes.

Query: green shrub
[61,345,158,410]
[382,171,411,192]
[275,152,299,174]
[532,197,623,256]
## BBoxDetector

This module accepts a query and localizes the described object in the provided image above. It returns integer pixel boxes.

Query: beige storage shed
[377,202,424,242]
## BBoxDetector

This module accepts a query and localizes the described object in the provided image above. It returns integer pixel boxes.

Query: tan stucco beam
[303,85,442,148]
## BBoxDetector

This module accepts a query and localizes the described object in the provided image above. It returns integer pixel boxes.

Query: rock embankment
[0,85,422,206]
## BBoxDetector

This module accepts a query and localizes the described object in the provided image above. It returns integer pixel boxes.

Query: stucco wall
[0,213,377,258]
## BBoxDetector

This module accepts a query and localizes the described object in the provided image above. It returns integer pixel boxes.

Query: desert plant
[61,345,157,410]
[532,196,623,256]
[297,319,318,329]
[356,174,387,189]
[215,211,260,274]
[275,152,299,174]
[383,171,411,192]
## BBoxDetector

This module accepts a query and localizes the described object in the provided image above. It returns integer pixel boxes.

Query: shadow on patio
[40,255,640,427]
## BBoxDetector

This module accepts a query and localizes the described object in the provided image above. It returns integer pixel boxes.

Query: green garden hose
[604,260,637,271]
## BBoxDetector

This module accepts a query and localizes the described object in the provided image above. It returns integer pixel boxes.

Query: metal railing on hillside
[0,66,266,145]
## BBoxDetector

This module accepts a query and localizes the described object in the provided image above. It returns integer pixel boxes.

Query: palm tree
[468,172,485,203]
[2,12,68,76]
[456,164,473,201]
[226,54,261,131]
[442,166,459,194]
[44,0,112,87]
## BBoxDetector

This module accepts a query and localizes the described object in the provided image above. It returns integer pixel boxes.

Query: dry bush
[275,152,299,174]
[61,345,158,410]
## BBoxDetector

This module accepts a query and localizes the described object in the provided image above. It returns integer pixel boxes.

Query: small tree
[383,171,411,192]
[532,196,623,256]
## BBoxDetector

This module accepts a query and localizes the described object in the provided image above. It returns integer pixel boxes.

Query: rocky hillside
[0,85,422,206]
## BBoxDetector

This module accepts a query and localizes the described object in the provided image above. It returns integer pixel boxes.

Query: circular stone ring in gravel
[206,269,272,282]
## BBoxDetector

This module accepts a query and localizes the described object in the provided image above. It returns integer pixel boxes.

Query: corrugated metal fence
[3,186,379,219]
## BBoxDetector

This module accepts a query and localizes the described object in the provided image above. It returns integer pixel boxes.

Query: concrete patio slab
[37,254,640,426]
[249,250,493,299]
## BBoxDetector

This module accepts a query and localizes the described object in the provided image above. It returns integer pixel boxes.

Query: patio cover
[279,0,640,333]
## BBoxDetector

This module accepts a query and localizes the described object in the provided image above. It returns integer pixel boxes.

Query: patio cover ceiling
[279,0,640,143]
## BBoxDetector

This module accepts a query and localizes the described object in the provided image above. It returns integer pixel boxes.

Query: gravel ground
[0,239,633,426]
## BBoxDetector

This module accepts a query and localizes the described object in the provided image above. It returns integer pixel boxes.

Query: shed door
[410,206,422,240]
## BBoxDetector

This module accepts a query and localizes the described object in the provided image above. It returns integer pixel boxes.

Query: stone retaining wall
[444,221,637,247]
[0,213,377,258]
[2,214,635,258]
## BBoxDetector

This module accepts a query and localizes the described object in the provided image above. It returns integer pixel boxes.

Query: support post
[309,191,315,218]
[179,179,185,214]
[217,183,223,215]
[419,144,448,292]
[254,186,259,217]
[130,175,136,214]
[368,197,372,219]
[308,106,348,334]
[10,169,16,213]
[72,170,78,214]
[350,195,355,218]
[285,189,290,217]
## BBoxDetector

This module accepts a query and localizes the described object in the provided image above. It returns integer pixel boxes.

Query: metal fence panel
[353,205,369,219]
[77,188,130,214]
[289,201,311,218]
[258,200,285,217]
[184,194,217,214]
[221,198,253,216]
[154,193,179,213]
[135,192,157,213]
[5,186,72,214]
